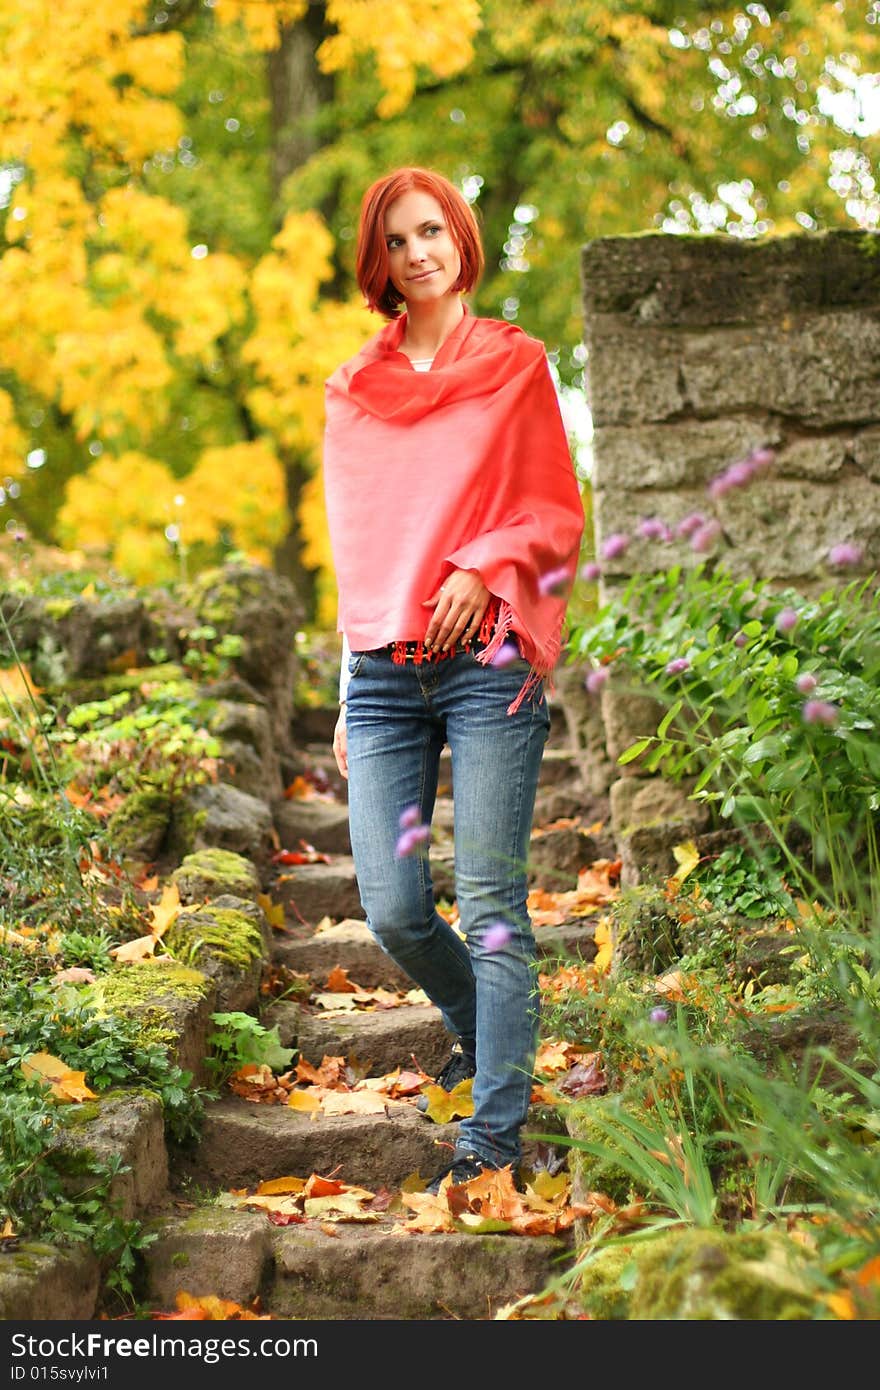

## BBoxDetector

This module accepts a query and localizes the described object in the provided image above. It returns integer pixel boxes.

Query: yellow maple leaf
[670,840,700,885]
[20,1052,97,1103]
[592,916,614,975]
[256,893,286,929]
[254,1176,307,1196]
[0,664,42,703]
[149,881,181,938]
[418,1077,474,1123]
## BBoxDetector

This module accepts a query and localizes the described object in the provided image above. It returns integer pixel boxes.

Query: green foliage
[206,1011,297,1082]
[0,1091,155,1285]
[570,563,880,919]
[53,677,222,797]
[693,843,798,921]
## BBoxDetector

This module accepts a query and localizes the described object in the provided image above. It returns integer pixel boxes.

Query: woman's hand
[422,569,490,652]
[333,705,348,780]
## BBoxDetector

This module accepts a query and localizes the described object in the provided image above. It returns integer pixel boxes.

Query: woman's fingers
[332,712,348,780]
[423,572,489,651]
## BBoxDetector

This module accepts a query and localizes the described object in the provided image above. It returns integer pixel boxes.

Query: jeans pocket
[347,652,367,679]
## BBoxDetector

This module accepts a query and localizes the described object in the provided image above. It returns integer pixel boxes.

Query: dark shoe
[416,1041,476,1113]
[426,1149,493,1195]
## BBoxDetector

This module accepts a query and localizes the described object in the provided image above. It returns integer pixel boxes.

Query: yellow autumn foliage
[0,391,27,479]
[180,440,289,562]
[319,0,481,117]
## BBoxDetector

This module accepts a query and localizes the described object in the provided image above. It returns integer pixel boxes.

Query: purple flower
[775,607,799,634]
[691,520,722,554]
[796,672,818,695]
[802,700,839,727]
[399,804,422,829]
[586,667,609,694]
[649,1007,669,1025]
[489,640,520,669]
[483,922,512,952]
[601,532,630,561]
[395,823,431,858]
[828,542,864,568]
[749,446,776,470]
[707,459,757,499]
[638,517,673,542]
[538,565,574,597]
[580,561,601,582]
[665,657,691,676]
[733,631,748,648]
[675,511,707,539]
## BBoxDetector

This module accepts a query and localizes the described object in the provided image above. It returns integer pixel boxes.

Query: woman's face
[383,189,462,308]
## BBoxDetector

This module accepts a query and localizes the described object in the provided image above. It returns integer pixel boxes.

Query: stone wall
[579,228,880,876]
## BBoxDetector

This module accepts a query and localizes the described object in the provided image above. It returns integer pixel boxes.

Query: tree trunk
[267,4,335,212]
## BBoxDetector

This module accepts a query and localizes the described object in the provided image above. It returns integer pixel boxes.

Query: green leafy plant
[206,1011,297,1081]
[570,563,880,922]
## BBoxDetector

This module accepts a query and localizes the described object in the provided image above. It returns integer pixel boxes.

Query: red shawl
[322,309,584,712]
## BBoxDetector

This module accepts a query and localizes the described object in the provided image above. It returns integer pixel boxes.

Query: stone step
[141,1202,571,1321]
[262,997,451,1078]
[268,1221,568,1321]
[174,1096,462,1193]
[272,918,599,994]
[292,740,584,804]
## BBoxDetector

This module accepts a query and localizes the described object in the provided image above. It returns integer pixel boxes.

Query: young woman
[323,167,584,1193]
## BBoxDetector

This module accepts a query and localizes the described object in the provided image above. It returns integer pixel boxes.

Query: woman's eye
[387,238,402,249]
[426,225,441,235]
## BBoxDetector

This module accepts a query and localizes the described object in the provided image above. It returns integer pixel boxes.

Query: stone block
[680,312,880,426]
[0,1242,99,1320]
[57,1090,169,1220]
[592,417,778,491]
[582,329,686,425]
[581,229,880,326]
[143,1209,273,1309]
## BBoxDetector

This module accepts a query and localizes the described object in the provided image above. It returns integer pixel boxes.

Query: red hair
[356,167,484,318]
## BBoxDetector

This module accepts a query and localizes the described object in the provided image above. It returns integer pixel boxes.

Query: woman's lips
[409,268,437,282]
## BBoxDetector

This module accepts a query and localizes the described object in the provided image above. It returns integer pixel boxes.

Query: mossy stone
[171,848,260,904]
[106,788,172,859]
[573,1227,817,1320]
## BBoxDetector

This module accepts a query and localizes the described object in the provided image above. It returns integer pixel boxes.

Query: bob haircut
[356,167,484,318]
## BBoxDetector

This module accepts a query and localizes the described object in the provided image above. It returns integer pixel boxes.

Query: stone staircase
[0,702,615,1322]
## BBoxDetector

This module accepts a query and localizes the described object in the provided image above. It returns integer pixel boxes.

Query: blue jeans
[344,645,551,1168]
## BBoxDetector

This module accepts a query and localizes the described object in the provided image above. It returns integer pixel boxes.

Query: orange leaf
[287,1090,322,1112]
[254,1176,306,1196]
[324,965,358,993]
[20,1052,97,1103]
[0,664,41,701]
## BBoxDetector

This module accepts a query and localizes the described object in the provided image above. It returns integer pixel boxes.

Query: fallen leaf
[255,1176,307,1196]
[110,933,159,963]
[287,1090,322,1113]
[320,1091,389,1115]
[418,1077,474,1123]
[256,893,287,931]
[20,1052,97,1103]
[149,881,182,938]
[324,965,358,993]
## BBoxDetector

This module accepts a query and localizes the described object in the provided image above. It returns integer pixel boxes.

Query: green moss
[573,1228,817,1320]
[166,908,263,972]
[94,962,210,1047]
[172,848,259,900]
[565,1095,643,1205]
[43,598,76,620]
[106,788,172,854]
